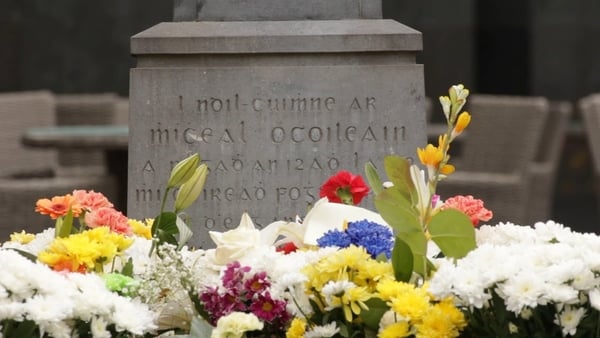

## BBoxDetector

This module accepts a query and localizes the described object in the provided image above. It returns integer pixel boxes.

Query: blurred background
[0,0,598,232]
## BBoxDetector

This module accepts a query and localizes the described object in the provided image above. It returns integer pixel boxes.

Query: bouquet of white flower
[429,221,600,337]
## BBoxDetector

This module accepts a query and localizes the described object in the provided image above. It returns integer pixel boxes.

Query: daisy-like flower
[286,317,307,338]
[554,306,586,336]
[9,230,36,244]
[35,194,82,219]
[304,322,340,338]
[319,170,370,205]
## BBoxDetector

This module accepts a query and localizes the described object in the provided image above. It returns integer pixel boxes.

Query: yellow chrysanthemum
[286,318,306,338]
[341,285,372,321]
[307,245,372,285]
[389,285,430,321]
[38,227,133,272]
[9,230,36,244]
[417,144,443,168]
[415,300,466,338]
[129,218,153,239]
[353,259,394,290]
[379,321,411,338]
[376,279,416,301]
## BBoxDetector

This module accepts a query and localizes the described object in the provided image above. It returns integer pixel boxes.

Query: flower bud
[167,153,200,188]
[174,164,208,212]
[439,96,451,120]
[451,112,471,140]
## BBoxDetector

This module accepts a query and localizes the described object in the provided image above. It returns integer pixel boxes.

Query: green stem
[148,187,171,257]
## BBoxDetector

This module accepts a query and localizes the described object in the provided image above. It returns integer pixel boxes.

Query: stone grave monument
[129,0,426,248]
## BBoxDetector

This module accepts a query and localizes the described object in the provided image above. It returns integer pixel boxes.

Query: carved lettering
[348,97,376,113]
[135,188,160,202]
[275,186,317,203]
[268,123,407,144]
[199,94,335,113]
[142,161,154,172]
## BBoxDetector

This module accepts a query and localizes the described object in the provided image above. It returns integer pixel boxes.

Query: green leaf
[374,188,420,234]
[176,315,213,338]
[175,215,194,249]
[153,212,179,246]
[120,257,134,277]
[383,155,416,203]
[364,162,383,195]
[56,208,74,238]
[13,320,38,337]
[391,236,413,282]
[361,298,389,330]
[7,248,37,262]
[397,230,429,277]
[429,209,476,259]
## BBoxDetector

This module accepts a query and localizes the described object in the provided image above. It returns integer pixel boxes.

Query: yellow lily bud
[167,153,200,188]
[174,164,208,212]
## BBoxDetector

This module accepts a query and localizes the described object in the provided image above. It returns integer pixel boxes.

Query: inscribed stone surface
[128,65,425,248]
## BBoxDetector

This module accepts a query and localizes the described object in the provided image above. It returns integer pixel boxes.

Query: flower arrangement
[3,83,600,338]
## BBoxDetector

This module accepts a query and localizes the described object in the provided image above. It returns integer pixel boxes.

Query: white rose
[209,213,261,265]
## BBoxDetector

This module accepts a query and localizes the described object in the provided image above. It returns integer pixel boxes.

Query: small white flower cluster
[0,249,156,338]
[429,221,600,336]
[136,243,214,332]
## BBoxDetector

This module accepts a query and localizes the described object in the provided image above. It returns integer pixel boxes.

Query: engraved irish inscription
[129,66,425,248]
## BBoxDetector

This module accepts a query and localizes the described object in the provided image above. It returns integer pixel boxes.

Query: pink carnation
[72,190,113,212]
[442,195,493,227]
[84,207,131,235]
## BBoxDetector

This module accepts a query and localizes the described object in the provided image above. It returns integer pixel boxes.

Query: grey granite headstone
[174,0,382,21]
[129,19,425,248]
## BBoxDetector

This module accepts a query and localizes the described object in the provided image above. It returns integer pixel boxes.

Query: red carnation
[319,170,370,205]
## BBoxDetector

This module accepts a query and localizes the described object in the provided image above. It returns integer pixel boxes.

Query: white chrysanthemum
[305,322,340,338]
[66,273,116,321]
[540,283,578,305]
[40,321,72,338]
[322,280,355,309]
[534,221,574,243]
[112,297,158,335]
[116,236,153,275]
[1,228,55,256]
[378,309,407,329]
[554,306,586,336]
[90,316,111,338]
[24,294,73,323]
[497,271,547,314]
[589,289,600,310]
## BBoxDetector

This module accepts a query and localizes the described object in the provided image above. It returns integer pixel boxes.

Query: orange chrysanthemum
[35,194,82,219]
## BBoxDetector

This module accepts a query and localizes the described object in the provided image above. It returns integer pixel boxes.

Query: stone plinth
[129,19,425,248]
